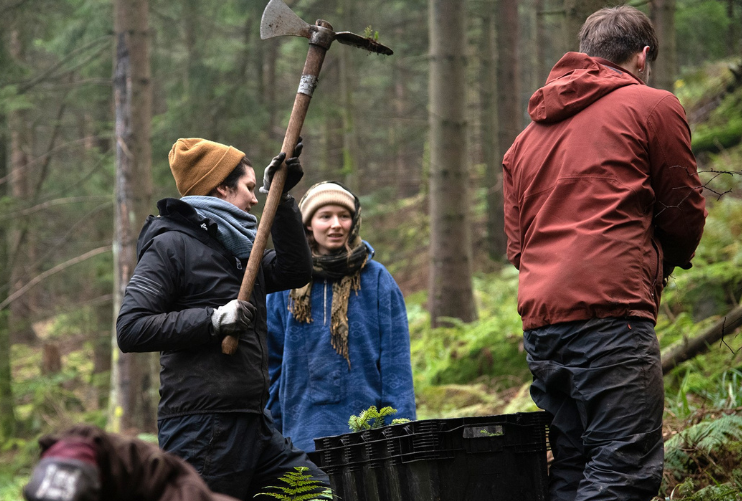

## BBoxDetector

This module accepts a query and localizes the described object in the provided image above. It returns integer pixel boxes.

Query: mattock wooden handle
[222,33,331,355]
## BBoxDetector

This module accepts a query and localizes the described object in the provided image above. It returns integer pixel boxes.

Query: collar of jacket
[135,198,228,261]
[157,198,219,237]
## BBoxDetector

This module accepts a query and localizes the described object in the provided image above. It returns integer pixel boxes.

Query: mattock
[222,0,394,354]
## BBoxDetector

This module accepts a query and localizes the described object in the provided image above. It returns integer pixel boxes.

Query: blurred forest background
[1,0,742,498]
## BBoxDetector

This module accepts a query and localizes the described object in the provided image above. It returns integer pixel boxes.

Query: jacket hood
[528,52,642,124]
[136,198,218,260]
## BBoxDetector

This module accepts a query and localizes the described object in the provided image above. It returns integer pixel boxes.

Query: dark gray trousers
[158,409,329,501]
[523,317,664,501]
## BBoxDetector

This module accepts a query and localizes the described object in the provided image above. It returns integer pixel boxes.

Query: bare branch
[0,196,112,221]
[0,201,113,298]
[7,97,71,273]
[719,317,741,356]
[17,35,112,94]
[697,168,741,200]
[0,136,112,187]
[0,246,112,311]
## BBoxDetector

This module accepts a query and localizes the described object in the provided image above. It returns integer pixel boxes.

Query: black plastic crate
[313,411,550,501]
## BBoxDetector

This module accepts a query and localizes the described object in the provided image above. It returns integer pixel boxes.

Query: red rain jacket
[503,52,706,331]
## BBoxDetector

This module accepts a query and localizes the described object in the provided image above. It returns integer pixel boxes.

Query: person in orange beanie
[116,139,328,500]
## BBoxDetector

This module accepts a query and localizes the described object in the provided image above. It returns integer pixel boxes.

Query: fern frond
[665,414,742,476]
[696,415,742,453]
[685,483,740,501]
[255,467,334,501]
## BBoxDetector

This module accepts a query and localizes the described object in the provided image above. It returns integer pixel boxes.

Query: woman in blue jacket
[267,181,416,452]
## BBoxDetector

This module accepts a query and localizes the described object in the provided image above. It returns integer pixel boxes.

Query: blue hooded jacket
[266,244,416,451]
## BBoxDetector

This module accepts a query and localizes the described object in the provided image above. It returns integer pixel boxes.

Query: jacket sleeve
[377,268,417,421]
[266,291,287,431]
[263,196,313,294]
[502,150,522,269]
[647,94,707,269]
[116,233,215,353]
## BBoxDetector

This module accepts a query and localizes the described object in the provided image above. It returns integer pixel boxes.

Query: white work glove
[211,299,256,339]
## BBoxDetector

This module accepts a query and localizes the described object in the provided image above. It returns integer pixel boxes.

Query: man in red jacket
[503,6,706,501]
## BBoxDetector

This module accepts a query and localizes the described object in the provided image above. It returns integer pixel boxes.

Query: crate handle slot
[462,425,504,439]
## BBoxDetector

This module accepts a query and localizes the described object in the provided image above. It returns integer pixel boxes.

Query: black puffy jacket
[116,197,312,418]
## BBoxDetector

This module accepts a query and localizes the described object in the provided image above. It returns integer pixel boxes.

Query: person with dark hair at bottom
[503,6,706,501]
[24,424,239,501]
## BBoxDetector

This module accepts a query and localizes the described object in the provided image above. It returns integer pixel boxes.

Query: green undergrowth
[1,341,107,501]
[408,267,534,419]
[656,184,742,500]
[660,414,742,500]
[676,59,742,154]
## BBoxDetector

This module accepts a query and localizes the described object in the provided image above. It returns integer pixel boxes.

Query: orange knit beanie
[168,138,247,196]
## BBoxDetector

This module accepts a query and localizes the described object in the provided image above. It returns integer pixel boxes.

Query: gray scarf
[181,196,257,259]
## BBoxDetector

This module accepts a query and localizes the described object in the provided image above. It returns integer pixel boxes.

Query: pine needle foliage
[254,467,333,501]
[347,406,409,432]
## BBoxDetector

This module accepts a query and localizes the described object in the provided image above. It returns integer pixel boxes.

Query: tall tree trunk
[0,115,17,441]
[563,0,606,52]
[0,309,14,441]
[264,40,279,143]
[338,0,360,193]
[650,0,676,92]
[322,60,344,180]
[524,0,541,97]
[392,57,418,198]
[8,28,36,345]
[110,0,155,434]
[480,3,505,259]
[392,59,405,197]
[93,299,112,410]
[535,0,550,85]
[428,0,477,326]
[182,0,198,102]
[497,0,521,157]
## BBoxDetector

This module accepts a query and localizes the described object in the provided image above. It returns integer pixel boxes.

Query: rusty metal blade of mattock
[260,0,394,56]
[260,0,312,40]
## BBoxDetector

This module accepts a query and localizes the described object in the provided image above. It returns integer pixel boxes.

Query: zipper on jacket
[235,257,242,270]
[323,279,328,326]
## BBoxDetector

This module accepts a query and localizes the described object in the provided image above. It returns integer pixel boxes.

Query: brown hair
[578,5,658,66]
